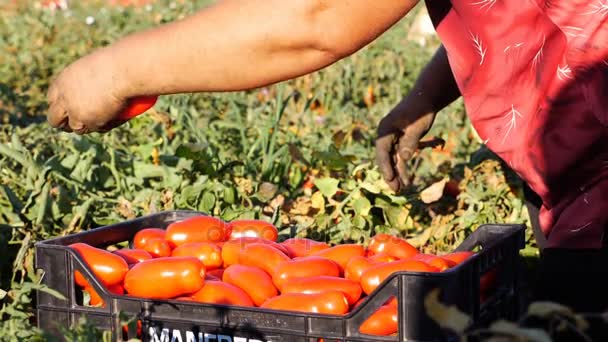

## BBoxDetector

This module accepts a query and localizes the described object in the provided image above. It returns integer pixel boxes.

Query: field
[1,1,597,341]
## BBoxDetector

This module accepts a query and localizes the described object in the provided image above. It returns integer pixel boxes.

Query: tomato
[227,219,279,242]
[441,251,474,265]
[70,243,129,287]
[344,256,380,283]
[221,237,290,267]
[108,283,125,295]
[86,285,104,307]
[366,234,419,260]
[165,215,228,247]
[142,237,172,258]
[282,276,362,305]
[191,280,254,307]
[359,304,398,336]
[260,291,349,315]
[412,254,453,271]
[352,296,367,309]
[368,254,398,263]
[272,256,341,291]
[311,244,366,272]
[360,260,439,295]
[124,257,205,299]
[119,95,158,120]
[238,243,290,276]
[281,238,329,257]
[480,268,498,294]
[133,228,166,250]
[171,242,223,270]
[113,249,153,265]
[385,297,398,307]
[175,296,194,301]
[222,265,278,306]
[207,268,225,280]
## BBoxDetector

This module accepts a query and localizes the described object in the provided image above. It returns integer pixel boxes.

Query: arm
[47,0,419,133]
[376,45,461,192]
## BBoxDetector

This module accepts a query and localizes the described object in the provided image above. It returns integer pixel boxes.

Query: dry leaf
[310,191,325,213]
[420,178,448,204]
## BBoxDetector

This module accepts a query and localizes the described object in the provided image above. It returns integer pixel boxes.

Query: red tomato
[367,233,419,260]
[272,256,341,291]
[227,219,279,241]
[191,280,254,307]
[119,96,158,120]
[441,251,474,265]
[260,291,349,315]
[108,283,125,295]
[238,243,290,276]
[207,268,225,280]
[359,304,398,336]
[133,228,166,250]
[221,237,291,267]
[113,249,153,265]
[281,276,362,305]
[70,243,129,287]
[165,215,228,247]
[171,242,223,270]
[142,237,172,258]
[124,257,205,299]
[368,253,398,263]
[360,260,439,295]
[412,254,453,271]
[352,296,367,309]
[222,265,278,306]
[311,244,366,272]
[86,285,104,307]
[175,296,194,301]
[344,256,380,283]
[281,238,329,257]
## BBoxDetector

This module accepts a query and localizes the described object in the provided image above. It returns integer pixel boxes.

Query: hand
[46,48,131,134]
[375,94,437,193]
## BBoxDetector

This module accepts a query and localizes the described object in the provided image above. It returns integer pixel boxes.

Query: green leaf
[199,192,216,213]
[352,197,371,217]
[314,178,340,198]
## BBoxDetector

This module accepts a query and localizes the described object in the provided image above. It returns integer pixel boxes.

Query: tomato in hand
[222,265,278,306]
[281,276,362,305]
[113,249,153,265]
[360,260,439,295]
[260,290,349,315]
[281,238,329,257]
[133,228,166,250]
[238,243,290,276]
[227,219,278,242]
[272,256,341,291]
[119,96,159,120]
[165,215,228,247]
[191,280,254,307]
[124,257,205,299]
[366,233,419,260]
[70,243,129,287]
[172,242,223,270]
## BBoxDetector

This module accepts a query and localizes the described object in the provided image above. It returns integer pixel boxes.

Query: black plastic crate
[35,210,526,342]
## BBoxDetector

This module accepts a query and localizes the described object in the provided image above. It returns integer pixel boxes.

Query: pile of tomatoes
[70,215,495,337]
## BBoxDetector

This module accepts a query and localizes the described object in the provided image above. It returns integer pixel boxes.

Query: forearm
[103,0,419,98]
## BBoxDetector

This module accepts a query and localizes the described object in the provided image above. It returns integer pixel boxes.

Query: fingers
[375,133,401,192]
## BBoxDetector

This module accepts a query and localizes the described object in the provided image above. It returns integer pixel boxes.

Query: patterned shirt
[425,0,608,248]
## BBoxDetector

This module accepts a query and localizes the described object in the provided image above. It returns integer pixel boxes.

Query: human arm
[375,44,461,192]
[47,0,419,133]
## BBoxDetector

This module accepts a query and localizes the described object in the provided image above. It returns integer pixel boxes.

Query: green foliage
[0,1,539,340]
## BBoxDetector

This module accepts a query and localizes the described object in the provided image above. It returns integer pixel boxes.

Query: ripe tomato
[165,215,228,247]
[124,257,205,299]
[70,243,129,287]
[238,243,290,276]
[281,276,362,305]
[142,237,172,258]
[260,291,349,315]
[86,285,104,307]
[119,95,158,120]
[360,260,439,295]
[440,251,474,265]
[412,254,453,271]
[280,238,329,257]
[366,234,419,260]
[113,249,153,265]
[311,244,366,271]
[171,242,223,270]
[133,228,166,250]
[191,280,254,307]
[221,237,290,267]
[108,283,125,295]
[368,254,398,263]
[344,256,381,283]
[227,219,279,242]
[272,256,341,291]
[222,265,278,306]
[359,304,398,336]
